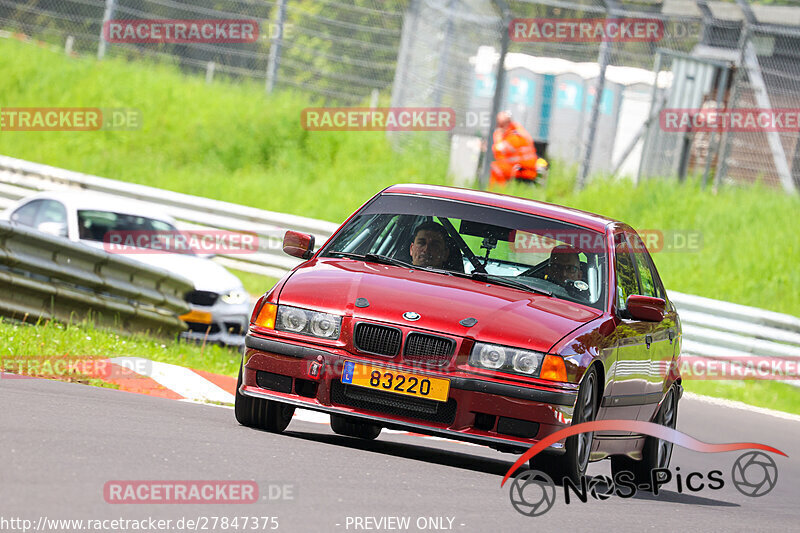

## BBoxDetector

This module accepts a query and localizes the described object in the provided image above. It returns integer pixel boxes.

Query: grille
[186,322,220,334]
[353,323,402,356]
[224,322,242,335]
[403,333,456,367]
[185,290,218,306]
[330,381,457,425]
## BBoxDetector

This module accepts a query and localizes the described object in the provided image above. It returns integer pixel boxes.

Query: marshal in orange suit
[490,111,539,186]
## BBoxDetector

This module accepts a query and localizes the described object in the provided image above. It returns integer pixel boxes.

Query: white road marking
[684,391,800,423]
[110,357,235,404]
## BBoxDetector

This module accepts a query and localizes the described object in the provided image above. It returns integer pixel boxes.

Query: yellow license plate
[341,361,450,402]
[180,309,213,324]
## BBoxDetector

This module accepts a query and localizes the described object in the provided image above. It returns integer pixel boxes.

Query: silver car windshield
[77,210,187,253]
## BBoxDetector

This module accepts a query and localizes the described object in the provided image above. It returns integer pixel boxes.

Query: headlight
[470,342,545,377]
[278,307,308,332]
[478,344,506,369]
[513,351,540,374]
[276,305,341,339]
[310,312,339,337]
[220,290,249,305]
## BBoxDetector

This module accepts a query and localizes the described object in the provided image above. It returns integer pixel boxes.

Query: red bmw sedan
[237,184,682,483]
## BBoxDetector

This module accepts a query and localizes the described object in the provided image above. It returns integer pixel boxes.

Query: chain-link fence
[390,0,800,193]
[0,0,406,104]
[1,0,799,192]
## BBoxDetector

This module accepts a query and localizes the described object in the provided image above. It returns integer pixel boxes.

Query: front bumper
[241,334,578,452]
[180,302,250,347]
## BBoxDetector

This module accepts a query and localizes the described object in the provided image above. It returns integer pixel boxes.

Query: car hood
[81,240,242,293]
[278,258,603,353]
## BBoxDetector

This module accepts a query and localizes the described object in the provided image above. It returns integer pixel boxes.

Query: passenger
[545,244,585,289]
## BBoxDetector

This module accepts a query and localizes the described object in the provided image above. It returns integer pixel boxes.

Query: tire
[234,363,295,433]
[330,414,382,440]
[611,385,679,486]
[530,365,598,485]
[234,363,254,427]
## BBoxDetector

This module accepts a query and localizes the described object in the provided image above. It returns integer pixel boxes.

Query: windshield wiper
[326,252,420,270]
[326,251,369,260]
[364,253,418,269]
[469,272,552,296]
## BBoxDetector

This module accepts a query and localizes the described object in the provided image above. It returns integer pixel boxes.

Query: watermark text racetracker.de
[664,356,800,382]
[509,228,702,254]
[661,108,800,132]
[509,18,664,42]
[102,230,258,255]
[301,108,455,131]
[0,108,141,131]
[103,480,295,504]
[0,515,279,531]
[0,356,151,380]
[103,19,259,43]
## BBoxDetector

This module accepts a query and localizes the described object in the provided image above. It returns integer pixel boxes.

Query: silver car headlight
[276,305,341,339]
[469,342,545,376]
[220,289,249,305]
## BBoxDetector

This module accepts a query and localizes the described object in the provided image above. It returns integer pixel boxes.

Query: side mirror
[37,221,68,238]
[283,230,315,259]
[626,295,666,322]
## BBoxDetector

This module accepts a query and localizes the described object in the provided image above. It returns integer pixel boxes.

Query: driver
[410,221,450,268]
[544,244,585,288]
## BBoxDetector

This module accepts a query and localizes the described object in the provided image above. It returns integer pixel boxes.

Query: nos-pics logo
[501,420,785,517]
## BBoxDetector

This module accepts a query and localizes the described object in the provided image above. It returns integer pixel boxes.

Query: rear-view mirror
[283,230,315,259]
[626,295,666,322]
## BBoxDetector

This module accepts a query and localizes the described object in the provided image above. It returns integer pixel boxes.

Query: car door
[604,230,649,422]
[627,230,677,421]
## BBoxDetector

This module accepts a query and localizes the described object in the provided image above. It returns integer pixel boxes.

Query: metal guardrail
[671,291,800,387]
[0,220,192,335]
[0,155,340,279]
[1,154,798,385]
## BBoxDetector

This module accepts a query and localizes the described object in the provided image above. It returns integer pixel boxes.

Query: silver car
[2,191,250,347]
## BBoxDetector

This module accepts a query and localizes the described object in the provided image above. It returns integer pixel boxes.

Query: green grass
[683,379,800,416]
[226,267,278,297]
[0,318,241,378]
[0,38,448,223]
[1,37,797,316]
[1,37,799,412]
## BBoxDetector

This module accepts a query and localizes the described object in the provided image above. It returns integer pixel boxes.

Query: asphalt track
[1,377,798,533]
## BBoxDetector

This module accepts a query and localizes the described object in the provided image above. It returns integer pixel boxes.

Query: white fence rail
[671,292,800,382]
[1,154,798,385]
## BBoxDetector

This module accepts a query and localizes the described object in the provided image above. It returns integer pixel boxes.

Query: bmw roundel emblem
[403,311,421,321]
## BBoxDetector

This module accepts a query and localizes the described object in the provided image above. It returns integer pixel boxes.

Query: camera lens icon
[509,470,556,516]
[731,451,778,497]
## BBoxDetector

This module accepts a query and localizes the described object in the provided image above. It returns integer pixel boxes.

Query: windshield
[320,194,608,310]
[77,210,185,252]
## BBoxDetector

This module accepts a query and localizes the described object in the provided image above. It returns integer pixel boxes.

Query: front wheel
[530,365,598,485]
[611,385,679,485]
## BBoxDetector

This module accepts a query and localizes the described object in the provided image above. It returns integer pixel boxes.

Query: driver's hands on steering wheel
[518,258,590,301]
